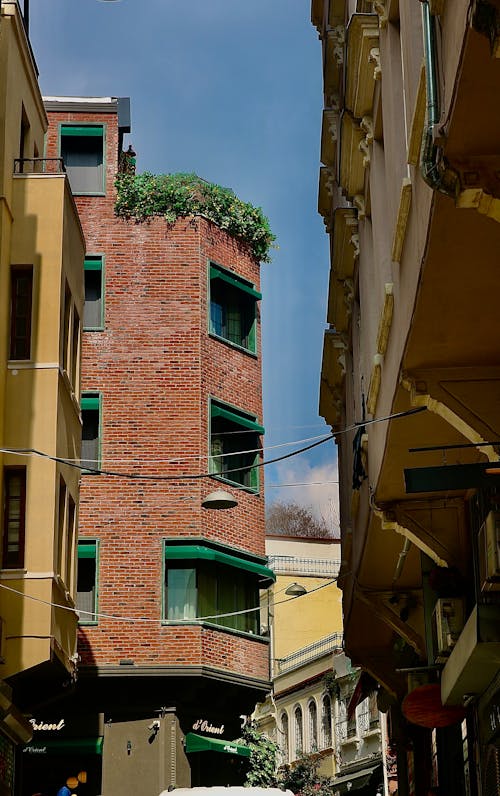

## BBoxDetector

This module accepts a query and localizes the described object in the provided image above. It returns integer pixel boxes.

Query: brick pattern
[46,108,268,680]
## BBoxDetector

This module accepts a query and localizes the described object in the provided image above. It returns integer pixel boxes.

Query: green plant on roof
[114,172,276,263]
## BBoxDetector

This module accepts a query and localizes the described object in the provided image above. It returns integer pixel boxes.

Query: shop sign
[30,719,65,732]
[191,719,224,736]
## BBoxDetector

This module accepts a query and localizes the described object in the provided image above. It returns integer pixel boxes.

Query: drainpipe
[392,537,412,584]
[419,0,459,196]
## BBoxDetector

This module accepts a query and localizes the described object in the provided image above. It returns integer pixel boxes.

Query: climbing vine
[115,171,276,263]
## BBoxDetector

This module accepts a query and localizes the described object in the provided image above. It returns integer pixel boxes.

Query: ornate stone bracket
[359,116,374,168]
[353,196,366,220]
[369,47,382,81]
[332,25,345,65]
[371,0,388,28]
[350,232,360,258]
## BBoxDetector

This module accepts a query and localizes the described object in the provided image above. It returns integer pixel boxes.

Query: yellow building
[0,2,84,789]
[257,536,344,778]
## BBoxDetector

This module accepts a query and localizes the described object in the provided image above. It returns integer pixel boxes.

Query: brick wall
[46,107,268,679]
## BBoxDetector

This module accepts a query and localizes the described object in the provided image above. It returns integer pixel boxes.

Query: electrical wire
[0,406,426,482]
[0,576,339,625]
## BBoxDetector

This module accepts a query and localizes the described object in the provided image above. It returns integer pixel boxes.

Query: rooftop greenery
[115,172,276,263]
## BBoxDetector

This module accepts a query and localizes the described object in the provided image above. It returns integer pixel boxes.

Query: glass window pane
[167,568,197,620]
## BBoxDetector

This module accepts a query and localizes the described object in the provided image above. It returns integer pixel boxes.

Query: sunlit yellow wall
[0,2,85,682]
[266,537,343,662]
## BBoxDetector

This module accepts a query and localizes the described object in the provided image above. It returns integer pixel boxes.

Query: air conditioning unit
[432,598,465,663]
[478,511,500,593]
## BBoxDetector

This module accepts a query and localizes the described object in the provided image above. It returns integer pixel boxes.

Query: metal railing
[14,158,66,175]
[275,632,343,674]
[268,556,341,577]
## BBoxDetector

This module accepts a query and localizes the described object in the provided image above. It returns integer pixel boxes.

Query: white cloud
[267,457,340,535]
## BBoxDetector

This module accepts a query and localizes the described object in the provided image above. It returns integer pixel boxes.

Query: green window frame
[208,262,261,354]
[163,541,274,635]
[76,539,98,624]
[60,124,105,196]
[81,392,102,473]
[84,255,104,330]
[209,399,263,492]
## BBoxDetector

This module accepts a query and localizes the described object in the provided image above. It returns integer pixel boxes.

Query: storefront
[20,716,103,796]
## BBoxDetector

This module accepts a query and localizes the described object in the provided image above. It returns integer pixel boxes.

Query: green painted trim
[23,737,103,755]
[164,544,275,583]
[185,732,251,757]
[211,404,264,435]
[60,125,104,137]
[58,123,107,196]
[77,538,99,626]
[209,264,261,300]
[83,254,105,331]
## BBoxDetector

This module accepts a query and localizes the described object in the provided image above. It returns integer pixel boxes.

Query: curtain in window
[168,568,197,619]
[321,695,332,748]
[294,706,303,758]
[308,701,318,751]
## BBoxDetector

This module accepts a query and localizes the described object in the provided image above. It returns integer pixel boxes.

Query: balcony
[14,157,66,175]
[275,632,344,674]
[268,556,340,578]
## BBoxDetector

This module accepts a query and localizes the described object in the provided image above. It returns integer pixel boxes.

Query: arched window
[308,700,318,752]
[294,706,303,758]
[321,694,332,749]
[280,712,289,763]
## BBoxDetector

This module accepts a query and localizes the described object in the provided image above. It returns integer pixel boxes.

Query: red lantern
[402,683,466,728]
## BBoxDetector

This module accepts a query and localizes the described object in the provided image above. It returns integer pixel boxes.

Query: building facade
[18,95,273,796]
[0,4,84,795]
[256,537,382,794]
[314,1,500,795]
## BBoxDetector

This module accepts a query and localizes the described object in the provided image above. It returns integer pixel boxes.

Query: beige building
[256,534,382,794]
[0,2,84,791]
[315,1,500,794]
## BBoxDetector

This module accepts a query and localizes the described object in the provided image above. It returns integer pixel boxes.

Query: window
[76,540,98,623]
[321,695,332,749]
[209,262,261,354]
[209,399,263,491]
[66,496,76,589]
[62,281,71,372]
[84,256,104,330]
[280,712,289,763]
[71,308,80,390]
[308,700,318,752]
[81,393,101,472]
[163,542,274,634]
[294,706,303,758]
[56,478,67,575]
[2,468,26,569]
[60,125,105,195]
[10,267,33,360]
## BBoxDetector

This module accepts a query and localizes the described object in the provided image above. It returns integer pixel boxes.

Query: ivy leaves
[115,172,276,263]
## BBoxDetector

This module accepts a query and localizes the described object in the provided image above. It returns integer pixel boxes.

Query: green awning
[23,738,103,755]
[211,404,264,435]
[81,396,99,412]
[61,125,103,137]
[78,542,96,559]
[84,257,103,271]
[210,265,262,301]
[165,545,275,584]
[185,732,251,757]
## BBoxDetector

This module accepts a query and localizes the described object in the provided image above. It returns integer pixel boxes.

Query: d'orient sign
[29,719,65,732]
[191,719,224,736]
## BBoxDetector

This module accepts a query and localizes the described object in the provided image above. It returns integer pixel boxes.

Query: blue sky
[30,0,339,529]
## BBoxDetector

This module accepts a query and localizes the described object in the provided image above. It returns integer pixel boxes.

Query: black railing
[14,158,66,175]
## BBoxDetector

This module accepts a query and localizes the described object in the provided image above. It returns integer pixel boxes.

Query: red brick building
[21,96,272,796]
